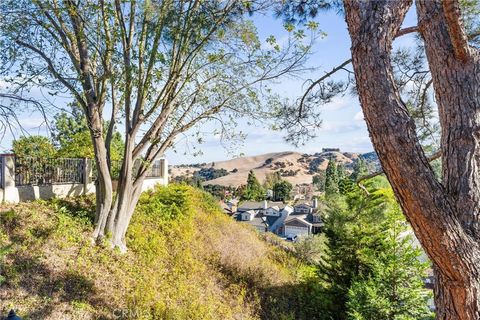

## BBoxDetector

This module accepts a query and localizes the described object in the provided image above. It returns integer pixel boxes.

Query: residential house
[309,209,323,234]
[283,198,324,237]
[239,209,256,221]
[237,209,268,233]
[293,201,314,214]
[284,217,313,237]
[235,200,289,234]
[266,205,293,234]
[236,200,285,214]
[322,148,340,152]
[235,199,325,238]
[237,200,268,213]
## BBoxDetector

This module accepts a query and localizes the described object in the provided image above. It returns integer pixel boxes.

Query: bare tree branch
[298,25,420,116]
[15,40,87,109]
[357,150,442,195]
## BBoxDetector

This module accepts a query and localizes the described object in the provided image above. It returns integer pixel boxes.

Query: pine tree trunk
[434,267,480,319]
[344,0,480,318]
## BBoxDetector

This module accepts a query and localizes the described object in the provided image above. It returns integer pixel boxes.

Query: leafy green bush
[0,185,321,319]
[12,136,56,159]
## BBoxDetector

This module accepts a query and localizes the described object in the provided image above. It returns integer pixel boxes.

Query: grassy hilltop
[0,185,321,320]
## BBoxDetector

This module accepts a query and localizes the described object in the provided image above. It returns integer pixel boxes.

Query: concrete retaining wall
[0,155,168,203]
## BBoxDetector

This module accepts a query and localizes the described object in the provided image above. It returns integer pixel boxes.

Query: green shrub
[0,185,322,319]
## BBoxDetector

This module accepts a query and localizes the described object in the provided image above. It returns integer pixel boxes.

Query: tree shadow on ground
[256,282,327,320]
[2,252,114,319]
[217,263,326,320]
[53,196,96,224]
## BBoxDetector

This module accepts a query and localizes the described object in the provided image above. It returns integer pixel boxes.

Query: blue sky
[167,10,369,164]
[2,6,418,165]
[166,8,418,165]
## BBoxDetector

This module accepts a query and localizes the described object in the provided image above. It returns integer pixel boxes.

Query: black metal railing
[91,159,121,181]
[146,160,164,177]
[14,156,164,186]
[15,157,84,186]
[92,159,164,180]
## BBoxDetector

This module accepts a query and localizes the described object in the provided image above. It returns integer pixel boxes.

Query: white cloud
[322,95,357,111]
[341,135,373,152]
[354,111,364,121]
[319,120,363,134]
[21,117,48,129]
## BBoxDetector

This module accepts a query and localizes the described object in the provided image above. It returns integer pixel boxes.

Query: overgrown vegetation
[319,178,434,320]
[0,185,322,319]
[0,177,435,319]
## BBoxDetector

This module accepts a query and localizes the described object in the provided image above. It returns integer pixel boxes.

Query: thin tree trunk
[111,183,143,251]
[344,0,480,318]
[109,179,133,251]
[105,194,119,237]
[91,132,113,240]
[102,134,147,252]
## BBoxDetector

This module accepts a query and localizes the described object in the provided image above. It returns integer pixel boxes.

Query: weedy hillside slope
[0,185,321,320]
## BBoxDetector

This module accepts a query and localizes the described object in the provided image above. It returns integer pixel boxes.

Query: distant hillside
[171,150,379,187]
[0,186,320,319]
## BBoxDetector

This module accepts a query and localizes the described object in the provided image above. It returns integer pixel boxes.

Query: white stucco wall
[141,176,168,192]
[0,155,169,203]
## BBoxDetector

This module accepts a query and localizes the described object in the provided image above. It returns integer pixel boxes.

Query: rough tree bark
[344,0,480,318]
[64,0,114,240]
[91,133,113,240]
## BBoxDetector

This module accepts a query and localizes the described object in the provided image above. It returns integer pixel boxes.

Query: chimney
[263,200,268,209]
[312,198,318,209]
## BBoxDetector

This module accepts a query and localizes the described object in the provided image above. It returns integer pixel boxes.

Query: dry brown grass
[170,151,360,187]
[0,186,314,320]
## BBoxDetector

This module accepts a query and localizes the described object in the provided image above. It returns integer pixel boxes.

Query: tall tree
[278,0,480,316]
[263,171,282,190]
[319,182,383,319]
[320,182,432,320]
[349,158,368,182]
[52,108,124,160]
[346,194,433,320]
[0,1,312,250]
[325,160,339,196]
[337,163,346,180]
[242,170,266,201]
[272,179,293,201]
[312,170,326,192]
[12,135,56,159]
[342,1,480,317]
[51,105,87,149]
